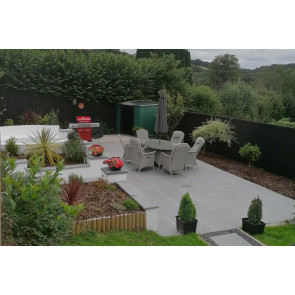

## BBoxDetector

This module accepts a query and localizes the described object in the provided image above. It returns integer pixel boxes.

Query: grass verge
[63,230,208,246]
[252,224,295,246]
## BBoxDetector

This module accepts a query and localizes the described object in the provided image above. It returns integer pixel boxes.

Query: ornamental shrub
[67,131,80,141]
[62,137,86,162]
[4,118,14,126]
[192,118,237,147]
[247,196,263,225]
[122,199,139,211]
[178,193,196,222]
[1,157,75,245]
[239,142,261,166]
[4,137,19,156]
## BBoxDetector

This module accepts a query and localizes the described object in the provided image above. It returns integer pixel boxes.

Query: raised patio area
[94,135,295,241]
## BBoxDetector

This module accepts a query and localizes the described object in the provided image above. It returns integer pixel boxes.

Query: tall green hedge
[0,50,191,104]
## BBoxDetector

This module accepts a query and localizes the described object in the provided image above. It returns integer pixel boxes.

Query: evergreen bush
[239,142,261,166]
[4,137,19,156]
[192,118,237,147]
[4,118,14,126]
[122,199,139,211]
[247,196,263,225]
[178,193,196,222]
[1,157,75,245]
[62,137,86,162]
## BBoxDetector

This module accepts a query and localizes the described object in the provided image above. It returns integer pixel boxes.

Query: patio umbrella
[154,90,168,142]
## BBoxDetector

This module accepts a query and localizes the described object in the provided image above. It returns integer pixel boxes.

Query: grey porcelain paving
[95,137,295,245]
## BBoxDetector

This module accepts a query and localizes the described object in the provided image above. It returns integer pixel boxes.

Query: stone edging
[200,228,264,246]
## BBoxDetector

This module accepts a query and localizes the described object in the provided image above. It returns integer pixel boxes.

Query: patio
[95,135,295,242]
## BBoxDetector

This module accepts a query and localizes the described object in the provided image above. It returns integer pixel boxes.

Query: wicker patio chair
[136,129,149,142]
[118,134,132,162]
[161,143,190,177]
[170,131,185,144]
[186,137,205,168]
[130,138,156,172]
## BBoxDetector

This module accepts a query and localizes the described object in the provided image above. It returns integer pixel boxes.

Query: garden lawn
[253,224,295,246]
[63,230,208,246]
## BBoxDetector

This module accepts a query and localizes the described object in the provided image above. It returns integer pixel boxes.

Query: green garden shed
[116,100,158,135]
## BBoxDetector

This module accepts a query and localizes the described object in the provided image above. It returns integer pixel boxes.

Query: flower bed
[60,179,145,234]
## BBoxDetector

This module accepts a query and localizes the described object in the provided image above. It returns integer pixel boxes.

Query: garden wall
[177,112,295,179]
[0,90,116,129]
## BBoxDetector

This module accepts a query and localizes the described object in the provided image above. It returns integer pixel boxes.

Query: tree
[218,81,257,120]
[165,89,185,138]
[186,85,221,114]
[136,49,191,68]
[209,54,240,88]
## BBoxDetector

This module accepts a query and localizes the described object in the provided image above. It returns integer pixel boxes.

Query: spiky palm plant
[24,128,62,166]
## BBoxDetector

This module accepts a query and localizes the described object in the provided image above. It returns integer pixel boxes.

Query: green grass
[63,230,208,246]
[252,224,295,246]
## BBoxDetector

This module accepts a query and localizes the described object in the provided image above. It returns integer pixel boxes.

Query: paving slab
[93,137,295,245]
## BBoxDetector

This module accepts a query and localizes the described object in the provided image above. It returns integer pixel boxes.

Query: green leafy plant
[4,118,14,126]
[105,184,116,191]
[247,196,263,225]
[61,173,84,206]
[18,109,40,125]
[23,127,62,166]
[62,136,86,162]
[178,193,196,222]
[4,137,19,156]
[239,142,261,166]
[1,157,75,246]
[46,109,59,125]
[192,118,237,148]
[122,199,139,211]
[67,131,80,141]
[166,89,185,138]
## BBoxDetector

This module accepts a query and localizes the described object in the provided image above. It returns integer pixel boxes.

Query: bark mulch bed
[64,179,143,221]
[198,151,295,200]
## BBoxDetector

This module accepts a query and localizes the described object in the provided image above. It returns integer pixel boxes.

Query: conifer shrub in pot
[176,193,197,234]
[242,196,265,235]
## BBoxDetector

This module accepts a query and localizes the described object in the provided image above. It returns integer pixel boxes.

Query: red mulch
[198,152,295,200]
[61,179,143,221]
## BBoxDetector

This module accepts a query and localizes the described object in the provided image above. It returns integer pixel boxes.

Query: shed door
[121,105,134,135]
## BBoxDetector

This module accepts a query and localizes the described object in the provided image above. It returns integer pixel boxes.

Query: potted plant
[176,193,197,234]
[103,157,124,171]
[88,144,105,156]
[242,196,265,235]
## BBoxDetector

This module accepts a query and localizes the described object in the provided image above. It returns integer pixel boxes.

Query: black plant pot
[242,218,266,235]
[176,216,198,234]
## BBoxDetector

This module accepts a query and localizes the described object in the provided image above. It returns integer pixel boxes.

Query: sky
[121,49,295,70]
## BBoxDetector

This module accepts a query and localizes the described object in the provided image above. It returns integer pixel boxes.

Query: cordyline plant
[18,109,40,125]
[62,173,84,206]
[24,127,62,166]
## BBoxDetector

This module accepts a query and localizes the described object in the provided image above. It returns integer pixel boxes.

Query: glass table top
[142,138,173,151]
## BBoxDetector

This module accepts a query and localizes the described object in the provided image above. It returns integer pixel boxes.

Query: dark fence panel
[177,112,295,179]
[0,90,116,128]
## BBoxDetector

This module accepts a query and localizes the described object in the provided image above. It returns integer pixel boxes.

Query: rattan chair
[136,129,149,142]
[161,143,190,177]
[186,137,205,168]
[170,131,185,144]
[118,134,132,162]
[130,138,156,172]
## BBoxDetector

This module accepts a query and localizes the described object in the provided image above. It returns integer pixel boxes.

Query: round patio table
[142,138,173,151]
[142,139,173,167]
